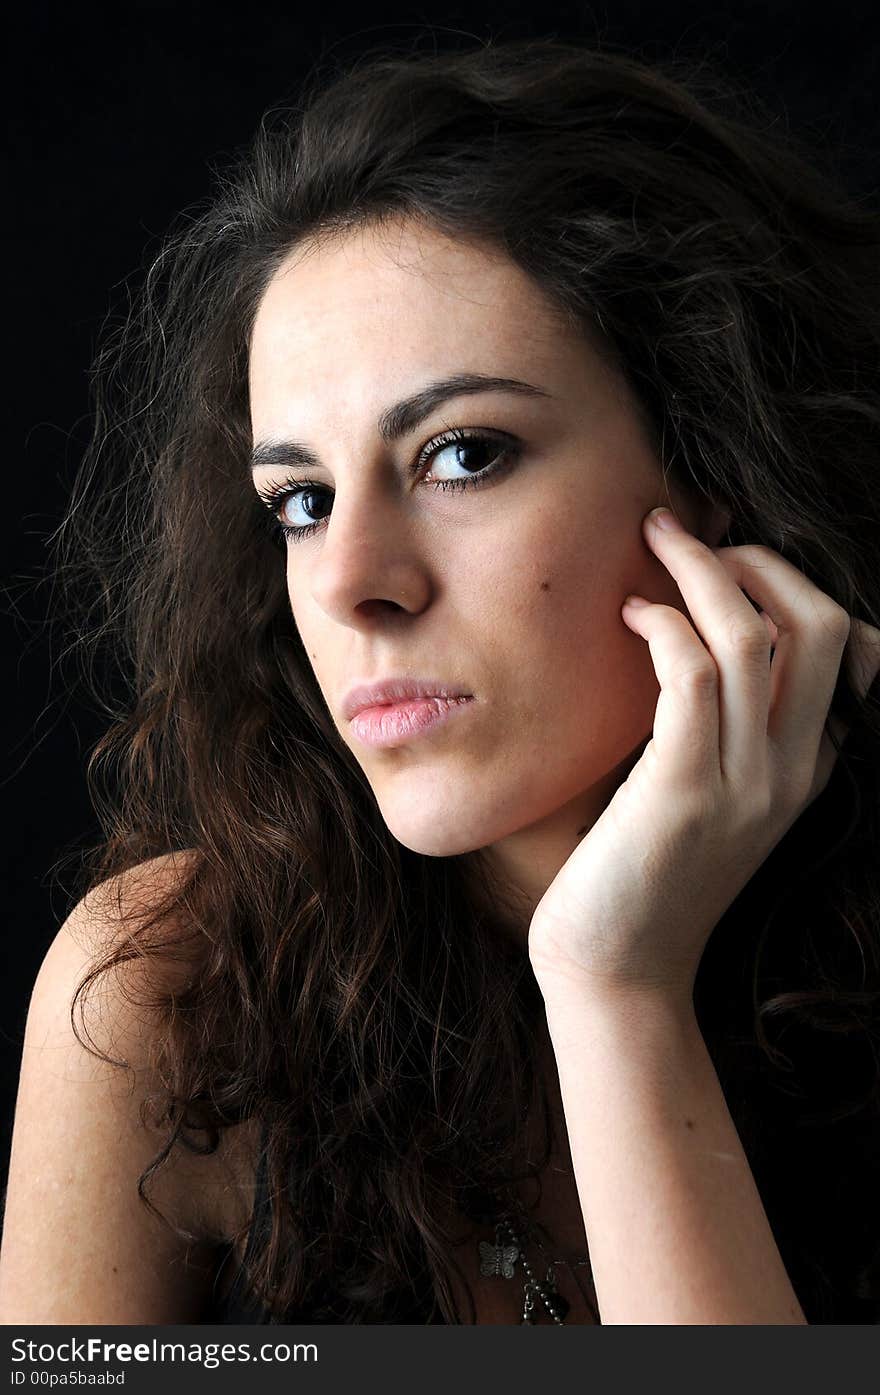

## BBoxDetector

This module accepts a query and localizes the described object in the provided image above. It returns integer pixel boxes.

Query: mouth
[342,677,474,721]
[348,694,476,748]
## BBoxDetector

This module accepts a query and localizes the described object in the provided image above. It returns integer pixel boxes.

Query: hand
[528,506,880,1004]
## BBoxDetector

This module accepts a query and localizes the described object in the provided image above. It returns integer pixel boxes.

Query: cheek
[486,507,634,653]
[286,583,324,672]
[494,518,662,742]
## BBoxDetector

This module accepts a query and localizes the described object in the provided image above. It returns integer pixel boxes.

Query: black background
[3,1,878,1164]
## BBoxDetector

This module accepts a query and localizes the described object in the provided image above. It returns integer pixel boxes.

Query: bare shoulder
[63,850,262,1241]
[0,850,261,1322]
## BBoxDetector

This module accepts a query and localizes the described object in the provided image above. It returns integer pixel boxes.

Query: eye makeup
[254,425,521,546]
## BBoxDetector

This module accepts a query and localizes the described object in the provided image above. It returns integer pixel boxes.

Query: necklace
[464,1182,599,1325]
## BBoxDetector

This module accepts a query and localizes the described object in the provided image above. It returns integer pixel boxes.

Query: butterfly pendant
[478,1232,520,1279]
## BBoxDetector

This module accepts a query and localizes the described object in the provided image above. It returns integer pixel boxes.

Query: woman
[2,35,880,1325]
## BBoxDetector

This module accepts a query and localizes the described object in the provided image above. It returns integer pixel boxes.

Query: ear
[699,501,733,548]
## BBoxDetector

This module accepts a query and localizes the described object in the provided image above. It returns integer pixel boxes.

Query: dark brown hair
[49,34,880,1322]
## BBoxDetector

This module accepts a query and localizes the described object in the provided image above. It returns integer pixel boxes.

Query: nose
[306,479,433,624]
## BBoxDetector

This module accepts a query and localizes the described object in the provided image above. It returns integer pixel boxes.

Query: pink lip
[350,694,475,748]
[342,677,473,721]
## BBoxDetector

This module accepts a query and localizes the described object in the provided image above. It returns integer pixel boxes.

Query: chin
[374,792,492,859]
[384,818,481,859]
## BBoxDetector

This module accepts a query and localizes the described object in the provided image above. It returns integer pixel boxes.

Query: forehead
[248,219,575,404]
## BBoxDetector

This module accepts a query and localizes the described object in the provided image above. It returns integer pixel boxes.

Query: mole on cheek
[539,579,551,592]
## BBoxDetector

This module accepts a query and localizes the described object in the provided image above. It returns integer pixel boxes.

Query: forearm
[539,981,807,1324]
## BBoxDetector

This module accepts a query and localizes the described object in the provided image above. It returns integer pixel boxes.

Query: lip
[350,694,476,748]
[342,677,474,721]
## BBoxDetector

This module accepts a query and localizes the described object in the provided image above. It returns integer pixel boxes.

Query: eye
[254,427,521,547]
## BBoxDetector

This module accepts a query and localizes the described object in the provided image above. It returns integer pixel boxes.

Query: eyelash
[254,426,520,547]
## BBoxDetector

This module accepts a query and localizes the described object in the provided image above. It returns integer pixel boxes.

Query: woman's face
[248,218,729,923]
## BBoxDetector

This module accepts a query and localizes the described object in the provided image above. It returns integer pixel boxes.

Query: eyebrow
[249,372,553,471]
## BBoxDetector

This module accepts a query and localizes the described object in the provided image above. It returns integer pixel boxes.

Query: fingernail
[648,507,681,532]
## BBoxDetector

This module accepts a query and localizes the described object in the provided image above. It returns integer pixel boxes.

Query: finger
[818,616,880,788]
[622,597,721,789]
[643,512,771,789]
[711,544,851,791]
[841,616,880,700]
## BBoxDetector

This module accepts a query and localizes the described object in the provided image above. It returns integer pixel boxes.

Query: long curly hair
[49,34,880,1323]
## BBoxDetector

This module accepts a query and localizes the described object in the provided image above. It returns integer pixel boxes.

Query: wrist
[531,953,696,1025]
[540,986,702,1082]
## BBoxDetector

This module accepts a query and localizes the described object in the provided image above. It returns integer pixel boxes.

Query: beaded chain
[466,1182,599,1325]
